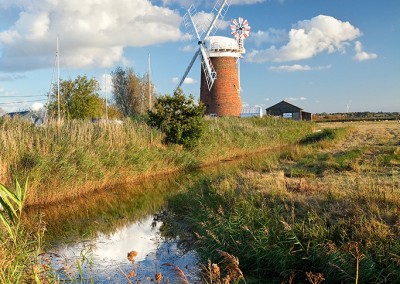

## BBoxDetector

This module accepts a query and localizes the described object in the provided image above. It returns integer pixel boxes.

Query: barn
[266,100,312,121]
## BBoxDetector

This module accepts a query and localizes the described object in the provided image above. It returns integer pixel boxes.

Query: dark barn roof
[266,100,303,113]
[266,100,312,121]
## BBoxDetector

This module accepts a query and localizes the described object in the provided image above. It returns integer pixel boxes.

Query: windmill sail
[175,0,232,92]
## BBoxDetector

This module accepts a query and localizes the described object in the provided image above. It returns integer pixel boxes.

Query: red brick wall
[200,57,242,117]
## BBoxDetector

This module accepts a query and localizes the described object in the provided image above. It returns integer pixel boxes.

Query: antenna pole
[45,49,57,123]
[148,52,151,109]
[105,70,108,120]
[57,36,60,123]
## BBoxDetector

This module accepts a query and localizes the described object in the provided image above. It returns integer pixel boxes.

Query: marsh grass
[0,180,50,283]
[123,249,244,284]
[0,116,313,206]
[165,123,400,283]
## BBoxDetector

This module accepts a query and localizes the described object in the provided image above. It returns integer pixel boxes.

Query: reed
[165,123,400,283]
[0,179,49,283]
[0,116,313,206]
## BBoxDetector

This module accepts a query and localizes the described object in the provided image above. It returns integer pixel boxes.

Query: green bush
[147,89,205,149]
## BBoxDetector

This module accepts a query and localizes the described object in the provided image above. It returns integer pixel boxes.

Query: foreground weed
[126,250,138,282]
[0,179,27,243]
[163,263,189,284]
[125,250,168,284]
[200,250,246,284]
[345,241,365,284]
[0,179,50,283]
[306,271,325,284]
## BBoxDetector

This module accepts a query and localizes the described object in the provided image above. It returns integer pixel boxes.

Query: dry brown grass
[317,120,400,149]
[165,120,400,282]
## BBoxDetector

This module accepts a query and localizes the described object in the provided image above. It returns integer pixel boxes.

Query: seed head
[127,251,138,262]
[155,272,163,283]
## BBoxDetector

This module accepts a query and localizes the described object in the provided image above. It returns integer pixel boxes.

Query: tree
[147,89,205,149]
[128,70,142,114]
[47,75,103,119]
[104,104,123,120]
[111,67,144,117]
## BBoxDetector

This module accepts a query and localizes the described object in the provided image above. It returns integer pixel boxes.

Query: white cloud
[246,15,362,63]
[0,93,31,112]
[161,0,265,7]
[269,64,332,72]
[251,28,288,46]
[0,0,184,71]
[285,97,307,101]
[0,74,26,81]
[100,73,114,94]
[30,102,44,111]
[172,77,197,84]
[0,87,16,97]
[191,11,230,38]
[353,41,377,61]
[179,45,196,52]
[231,0,265,4]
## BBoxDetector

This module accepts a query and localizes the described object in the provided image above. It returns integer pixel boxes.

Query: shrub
[147,89,205,149]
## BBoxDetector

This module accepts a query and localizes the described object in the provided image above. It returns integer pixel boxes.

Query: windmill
[176,0,246,117]
[231,17,251,94]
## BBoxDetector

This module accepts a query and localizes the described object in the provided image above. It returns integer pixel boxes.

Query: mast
[148,52,152,109]
[105,70,108,120]
[57,36,60,123]
[45,47,57,122]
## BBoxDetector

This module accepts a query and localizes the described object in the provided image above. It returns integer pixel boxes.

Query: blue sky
[0,0,399,114]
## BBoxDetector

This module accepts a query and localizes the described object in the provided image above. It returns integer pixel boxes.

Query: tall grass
[196,116,313,160]
[0,179,47,283]
[164,127,400,283]
[0,116,314,206]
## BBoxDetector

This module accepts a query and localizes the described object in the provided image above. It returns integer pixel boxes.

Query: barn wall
[301,112,312,121]
[293,112,301,120]
[266,101,312,121]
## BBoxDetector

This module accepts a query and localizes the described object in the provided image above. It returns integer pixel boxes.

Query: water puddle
[49,215,199,283]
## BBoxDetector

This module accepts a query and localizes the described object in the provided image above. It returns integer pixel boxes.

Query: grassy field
[0,115,313,283]
[0,116,313,206]
[164,121,400,283]
[2,118,398,283]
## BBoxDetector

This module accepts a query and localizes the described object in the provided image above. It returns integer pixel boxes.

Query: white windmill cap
[207,36,240,57]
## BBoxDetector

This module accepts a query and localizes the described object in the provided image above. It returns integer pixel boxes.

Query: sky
[0,0,399,114]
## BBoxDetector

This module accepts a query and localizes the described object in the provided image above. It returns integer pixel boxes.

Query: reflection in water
[26,174,203,282]
[51,215,199,283]
[26,175,184,246]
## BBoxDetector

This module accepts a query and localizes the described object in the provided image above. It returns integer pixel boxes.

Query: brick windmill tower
[175,0,250,117]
